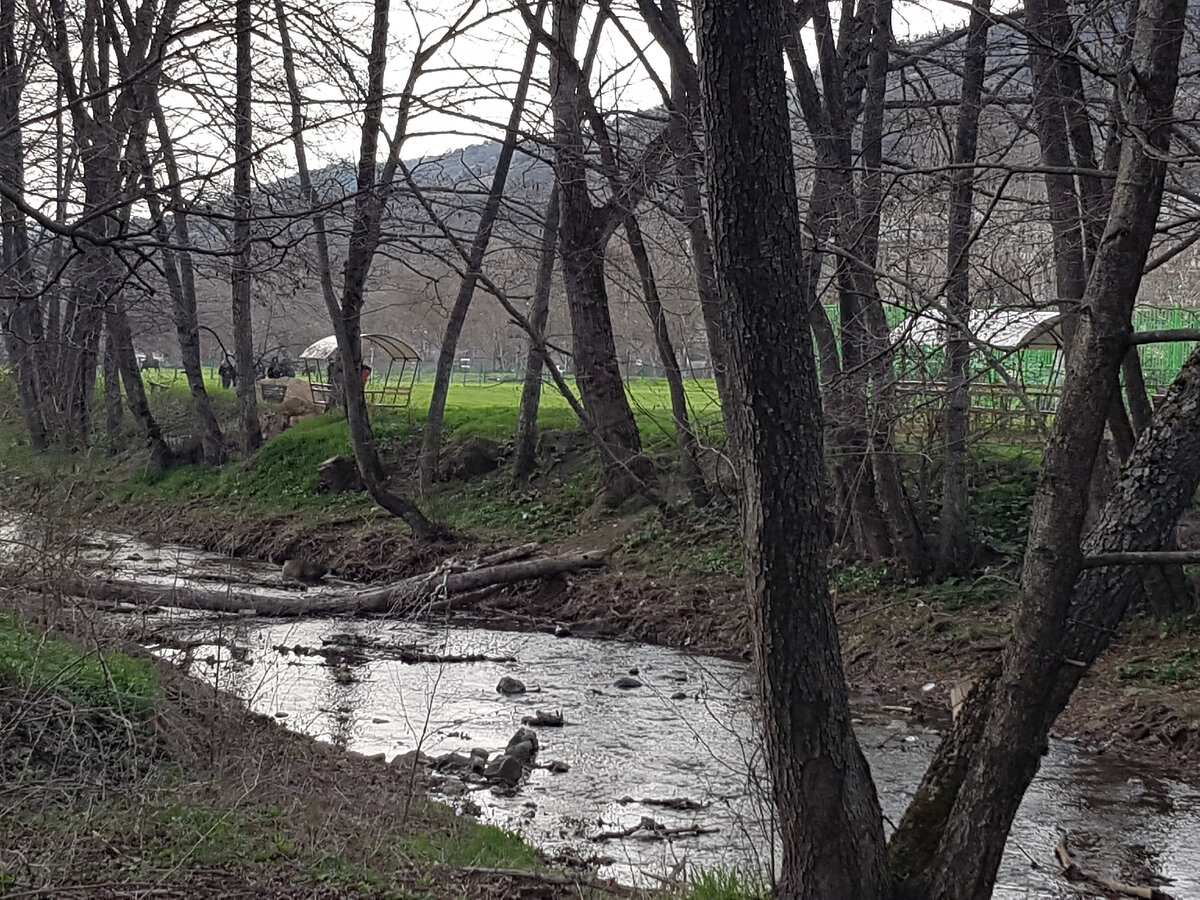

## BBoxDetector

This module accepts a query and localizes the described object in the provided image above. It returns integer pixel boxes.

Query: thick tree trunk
[230,0,262,454]
[418,5,544,492]
[938,0,992,578]
[897,5,1188,895]
[512,184,561,484]
[696,0,890,896]
[550,0,643,500]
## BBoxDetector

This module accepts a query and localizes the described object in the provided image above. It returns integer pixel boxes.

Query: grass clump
[0,613,159,714]
[1120,648,1200,687]
[683,867,769,900]
[395,821,539,869]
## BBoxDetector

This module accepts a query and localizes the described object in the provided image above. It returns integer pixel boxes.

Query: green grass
[0,613,160,714]
[682,867,769,900]
[395,822,539,869]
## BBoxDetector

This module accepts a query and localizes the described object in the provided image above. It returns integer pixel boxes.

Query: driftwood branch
[1055,835,1175,900]
[1080,549,1200,568]
[590,816,718,842]
[60,550,608,616]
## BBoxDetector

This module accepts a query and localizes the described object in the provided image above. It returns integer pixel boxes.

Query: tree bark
[938,0,992,578]
[550,0,644,500]
[695,0,890,895]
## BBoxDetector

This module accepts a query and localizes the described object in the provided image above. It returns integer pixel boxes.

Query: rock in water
[496,676,527,695]
[614,676,643,690]
[282,558,328,583]
[484,753,523,786]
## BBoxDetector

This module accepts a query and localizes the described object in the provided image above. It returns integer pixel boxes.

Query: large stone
[614,676,643,690]
[496,676,526,695]
[483,753,523,786]
[507,740,536,766]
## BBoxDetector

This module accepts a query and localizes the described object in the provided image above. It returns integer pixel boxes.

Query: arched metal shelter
[298,333,421,410]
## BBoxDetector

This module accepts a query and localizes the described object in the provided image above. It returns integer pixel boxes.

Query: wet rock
[547,760,570,774]
[392,750,434,769]
[434,752,474,771]
[496,676,526,695]
[371,717,389,724]
[554,624,572,638]
[506,727,539,755]
[508,740,536,766]
[521,709,563,727]
[628,667,639,676]
[670,691,687,701]
[274,711,289,718]
[469,747,490,761]
[615,676,643,690]
[484,753,523,786]
[439,780,469,797]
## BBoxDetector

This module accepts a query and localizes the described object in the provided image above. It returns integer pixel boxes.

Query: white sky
[342,0,980,162]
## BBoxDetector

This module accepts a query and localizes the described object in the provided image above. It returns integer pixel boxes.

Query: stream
[6,519,1200,897]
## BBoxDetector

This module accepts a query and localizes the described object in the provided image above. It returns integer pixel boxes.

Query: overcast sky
[389,0,982,160]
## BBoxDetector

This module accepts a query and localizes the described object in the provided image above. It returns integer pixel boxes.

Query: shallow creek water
[8,520,1200,897]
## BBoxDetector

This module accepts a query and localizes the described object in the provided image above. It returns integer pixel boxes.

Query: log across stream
[6,519,1200,895]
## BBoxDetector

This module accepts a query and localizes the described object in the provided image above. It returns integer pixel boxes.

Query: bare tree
[938,0,993,578]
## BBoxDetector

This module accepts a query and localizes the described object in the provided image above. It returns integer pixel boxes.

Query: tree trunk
[62,550,606,617]
[512,184,561,484]
[899,5,1188,895]
[418,2,545,492]
[108,305,173,468]
[230,0,262,454]
[331,0,440,540]
[695,0,890,895]
[854,0,929,578]
[102,331,123,453]
[148,102,225,464]
[550,0,644,501]
[938,0,992,578]
[0,0,48,450]
[623,213,709,506]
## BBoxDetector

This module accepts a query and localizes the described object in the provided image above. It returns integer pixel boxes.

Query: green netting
[829,304,1200,390]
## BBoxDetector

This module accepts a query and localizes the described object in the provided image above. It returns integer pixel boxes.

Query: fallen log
[59,550,609,617]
